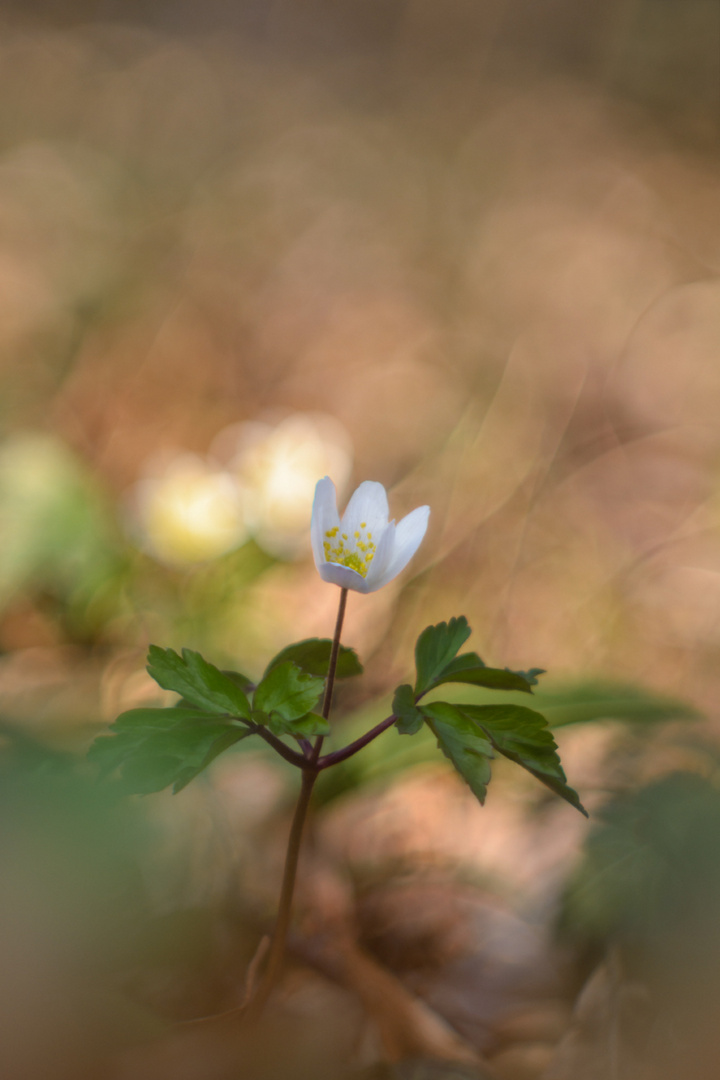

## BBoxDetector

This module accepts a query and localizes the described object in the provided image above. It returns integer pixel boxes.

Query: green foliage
[217,669,256,694]
[253,661,325,722]
[87,707,251,794]
[267,711,330,738]
[418,701,586,814]
[0,433,126,618]
[89,614,590,814]
[529,681,698,728]
[414,616,472,695]
[263,638,363,681]
[253,661,327,737]
[90,647,328,794]
[421,702,493,802]
[413,616,541,695]
[430,652,539,693]
[512,668,545,687]
[397,618,585,814]
[392,684,423,735]
[147,646,252,719]
[457,703,587,815]
[561,772,720,985]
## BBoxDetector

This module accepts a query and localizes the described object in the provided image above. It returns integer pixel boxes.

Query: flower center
[323,521,376,578]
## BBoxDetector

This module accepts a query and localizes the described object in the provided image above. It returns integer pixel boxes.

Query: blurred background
[0,1,719,1077]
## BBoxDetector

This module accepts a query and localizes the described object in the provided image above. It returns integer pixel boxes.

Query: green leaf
[393,684,424,735]
[87,707,251,794]
[561,775,720,950]
[147,646,251,719]
[263,638,363,681]
[220,669,256,693]
[172,727,250,793]
[420,702,494,803]
[253,662,325,723]
[512,668,545,687]
[458,703,587,816]
[267,712,331,738]
[414,617,472,695]
[531,681,697,728]
[176,667,256,710]
[431,651,537,694]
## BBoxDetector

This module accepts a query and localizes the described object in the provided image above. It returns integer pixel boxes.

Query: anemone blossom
[311,477,429,593]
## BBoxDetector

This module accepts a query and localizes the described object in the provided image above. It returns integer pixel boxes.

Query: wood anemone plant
[89,477,586,1017]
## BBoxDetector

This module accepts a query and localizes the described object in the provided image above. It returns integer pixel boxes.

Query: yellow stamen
[323,517,379,579]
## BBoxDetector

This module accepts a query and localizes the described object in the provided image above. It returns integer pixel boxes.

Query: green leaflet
[263,638,363,681]
[414,617,472,695]
[413,700,587,815]
[393,684,424,735]
[266,711,330,738]
[414,617,542,696]
[147,646,251,719]
[254,661,326,723]
[421,702,494,803]
[87,707,251,795]
[430,652,537,693]
[456,703,587,816]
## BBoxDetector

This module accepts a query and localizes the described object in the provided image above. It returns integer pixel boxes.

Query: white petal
[319,561,371,592]
[310,477,340,571]
[362,519,396,592]
[340,480,389,537]
[371,505,430,589]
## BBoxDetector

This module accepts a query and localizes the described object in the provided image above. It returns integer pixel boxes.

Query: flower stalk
[247,765,317,1018]
[250,586,349,1014]
[243,481,429,1017]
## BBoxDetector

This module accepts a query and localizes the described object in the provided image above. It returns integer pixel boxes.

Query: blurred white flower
[132,454,246,565]
[218,413,352,557]
[131,413,352,566]
[311,476,429,593]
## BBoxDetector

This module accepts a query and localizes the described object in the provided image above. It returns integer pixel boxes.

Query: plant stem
[247,766,316,1017]
[250,724,307,768]
[322,589,348,710]
[249,587,348,1015]
[309,585,347,767]
[317,712,397,769]
[316,673,427,770]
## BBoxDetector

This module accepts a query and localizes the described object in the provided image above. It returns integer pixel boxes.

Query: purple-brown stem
[316,712,397,769]
[249,587,348,1015]
[250,724,307,767]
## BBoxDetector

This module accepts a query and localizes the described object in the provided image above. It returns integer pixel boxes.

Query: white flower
[132,454,247,565]
[311,477,429,593]
[220,413,352,557]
